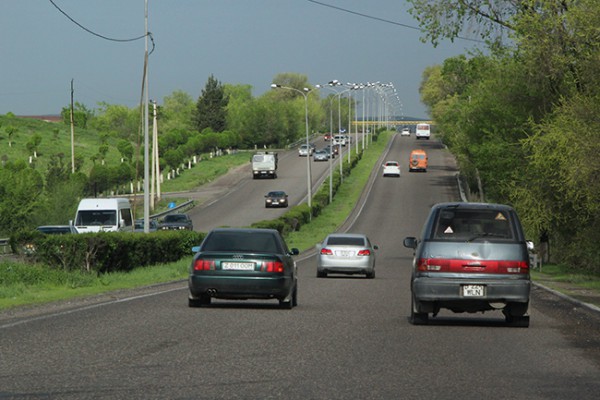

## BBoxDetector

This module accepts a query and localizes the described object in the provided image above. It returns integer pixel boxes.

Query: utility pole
[150,100,157,210]
[70,79,75,173]
[143,0,150,233]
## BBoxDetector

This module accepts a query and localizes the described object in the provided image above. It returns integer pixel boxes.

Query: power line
[48,0,155,53]
[305,0,484,44]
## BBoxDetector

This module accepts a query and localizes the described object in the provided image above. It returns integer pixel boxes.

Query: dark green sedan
[188,228,299,309]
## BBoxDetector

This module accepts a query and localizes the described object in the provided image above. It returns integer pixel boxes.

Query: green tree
[0,161,45,234]
[60,102,93,128]
[193,75,229,132]
[160,90,195,133]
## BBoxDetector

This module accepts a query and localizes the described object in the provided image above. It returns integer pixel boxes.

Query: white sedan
[382,161,401,177]
[401,128,410,136]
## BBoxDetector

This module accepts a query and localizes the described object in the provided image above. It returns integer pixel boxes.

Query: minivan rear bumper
[413,276,530,303]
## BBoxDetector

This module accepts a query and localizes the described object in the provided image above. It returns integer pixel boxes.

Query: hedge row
[11,230,205,274]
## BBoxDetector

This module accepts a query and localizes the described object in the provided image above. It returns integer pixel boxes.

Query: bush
[13,230,205,274]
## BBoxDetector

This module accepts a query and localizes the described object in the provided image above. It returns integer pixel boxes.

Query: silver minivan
[403,202,532,327]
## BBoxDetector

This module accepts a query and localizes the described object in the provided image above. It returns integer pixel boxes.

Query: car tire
[366,270,375,279]
[410,297,429,325]
[316,270,327,278]
[188,297,202,308]
[506,315,530,328]
[292,282,298,307]
[279,297,293,309]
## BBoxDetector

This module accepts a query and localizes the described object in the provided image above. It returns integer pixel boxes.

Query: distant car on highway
[316,233,378,279]
[313,149,329,161]
[400,127,410,136]
[188,228,299,308]
[134,219,158,232]
[382,161,401,177]
[298,144,313,157]
[159,213,193,231]
[403,202,532,327]
[265,191,289,208]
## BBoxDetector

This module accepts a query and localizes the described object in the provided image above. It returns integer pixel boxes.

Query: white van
[73,198,134,233]
[415,123,431,140]
[333,135,347,146]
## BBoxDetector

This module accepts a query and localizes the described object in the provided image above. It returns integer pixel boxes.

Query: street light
[271,84,313,216]
[315,84,335,203]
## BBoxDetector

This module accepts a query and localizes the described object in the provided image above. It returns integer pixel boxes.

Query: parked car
[159,213,193,231]
[382,161,401,177]
[316,233,378,279]
[265,191,289,208]
[134,218,158,232]
[313,149,329,162]
[409,149,428,172]
[188,228,299,308]
[403,202,532,327]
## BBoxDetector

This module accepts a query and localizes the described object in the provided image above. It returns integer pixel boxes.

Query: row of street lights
[271,81,402,217]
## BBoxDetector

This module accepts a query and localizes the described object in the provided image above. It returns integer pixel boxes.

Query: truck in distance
[252,152,278,179]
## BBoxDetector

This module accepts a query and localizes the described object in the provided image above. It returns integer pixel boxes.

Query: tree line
[410,0,600,273]
[0,73,353,236]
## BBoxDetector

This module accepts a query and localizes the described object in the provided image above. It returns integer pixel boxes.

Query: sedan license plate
[462,284,485,297]
[222,262,255,271]
[336,250,353,257]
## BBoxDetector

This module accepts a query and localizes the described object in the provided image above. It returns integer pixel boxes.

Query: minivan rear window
[432,208,514,240]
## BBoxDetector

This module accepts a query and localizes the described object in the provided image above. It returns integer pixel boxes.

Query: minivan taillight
[417,258,529,274]
[193,259,215,271]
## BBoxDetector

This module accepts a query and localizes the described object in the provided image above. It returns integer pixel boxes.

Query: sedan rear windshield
[326,236,365,246]
[432,208,515,240]
[202,231,282,254]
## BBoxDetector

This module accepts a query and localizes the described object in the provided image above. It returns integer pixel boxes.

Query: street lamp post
[315,84,335,203]
[271,84,313,216]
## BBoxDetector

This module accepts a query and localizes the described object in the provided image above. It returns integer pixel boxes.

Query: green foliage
[416,0,600,272]
[0,161,45,235]
[14,230,205,274]
[60,102,94,128]
[193,74,229,132]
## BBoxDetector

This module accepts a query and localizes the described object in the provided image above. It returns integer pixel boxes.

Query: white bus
[72,198,134,233]
[415,123,431,140]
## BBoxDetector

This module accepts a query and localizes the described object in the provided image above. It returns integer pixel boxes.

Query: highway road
[1,134,599,399]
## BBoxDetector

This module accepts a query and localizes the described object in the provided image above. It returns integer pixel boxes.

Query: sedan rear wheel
[316,270,327,278]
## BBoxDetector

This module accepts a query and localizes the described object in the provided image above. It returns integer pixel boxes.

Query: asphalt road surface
[1,134,599,400]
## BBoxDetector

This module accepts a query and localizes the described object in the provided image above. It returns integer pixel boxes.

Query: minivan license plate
[462,285,485,297]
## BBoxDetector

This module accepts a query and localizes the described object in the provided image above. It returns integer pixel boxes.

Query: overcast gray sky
[1,0,478,119]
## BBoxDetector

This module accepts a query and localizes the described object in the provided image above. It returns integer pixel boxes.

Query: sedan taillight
[193,259,215,271]
[357,249,372,256]
[262,261,284,273]
[320,248,333,255]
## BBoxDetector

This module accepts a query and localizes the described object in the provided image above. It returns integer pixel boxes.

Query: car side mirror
[403,237,417,249]
[373,245,379,250]
[290,248,299,255]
